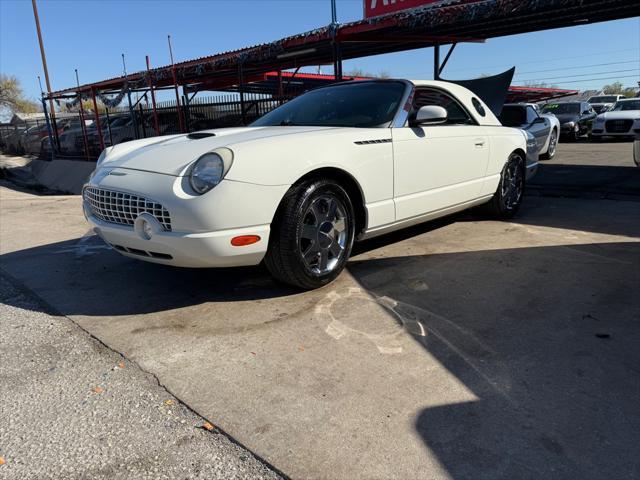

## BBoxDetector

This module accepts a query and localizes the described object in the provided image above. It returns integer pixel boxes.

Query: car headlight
[189,150,233,195]
[563,121,575,128]
[595,117,605,124]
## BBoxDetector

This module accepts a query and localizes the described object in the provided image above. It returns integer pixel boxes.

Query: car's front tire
[541,128,557,160]
[483,151,525,218]
[264,178,355,290]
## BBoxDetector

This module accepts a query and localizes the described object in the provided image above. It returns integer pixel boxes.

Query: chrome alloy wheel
[299,194,349,275]
[501,156,524,210]
[547,129,557,157]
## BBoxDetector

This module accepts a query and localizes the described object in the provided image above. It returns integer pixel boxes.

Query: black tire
[264,178,356,290]
[540,128,557,160]
[483,151,525,218]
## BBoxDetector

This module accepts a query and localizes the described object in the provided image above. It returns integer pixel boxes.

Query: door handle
[474,138,485,147]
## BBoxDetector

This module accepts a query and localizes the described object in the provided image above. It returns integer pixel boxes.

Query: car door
[526,106,550,151]
[392,87,490,221]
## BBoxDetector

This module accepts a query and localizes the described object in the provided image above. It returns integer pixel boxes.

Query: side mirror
[413,105,448,125]
[533,117,546,124]
[582,110,591,115]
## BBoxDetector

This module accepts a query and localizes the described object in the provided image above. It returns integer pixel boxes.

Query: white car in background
[83,80,535,289]
[587,94,625,114]
[590,98,640,140]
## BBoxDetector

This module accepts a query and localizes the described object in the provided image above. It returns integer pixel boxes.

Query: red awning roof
[47,0,639,97]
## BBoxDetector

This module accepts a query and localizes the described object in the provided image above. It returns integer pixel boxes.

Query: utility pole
[31,0,56,123]
[168,35,186,133]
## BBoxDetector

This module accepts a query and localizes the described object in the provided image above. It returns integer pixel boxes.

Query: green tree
[0,74,41,115]
[601,82,636,98]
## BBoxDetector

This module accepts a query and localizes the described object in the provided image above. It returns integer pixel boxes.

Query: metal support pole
[277,70,283,97]
[139,104,148,138]
[182,88,191,132]
[439,43,457,76]
[168,35,186,133]
[105,108,113,146]
[91,88,105,151]
[145,55,161,136]
[75,70,91,160]
[433,43,441,80]
[31,0,57,128]
[41,97,55,161]
[238,62,246,125]
[126,89,140,139]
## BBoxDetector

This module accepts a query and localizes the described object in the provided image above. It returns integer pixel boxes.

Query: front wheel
[264,178,355,290]
[541,129,557,160]
[483,152,525,218]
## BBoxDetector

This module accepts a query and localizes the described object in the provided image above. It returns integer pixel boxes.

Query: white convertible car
[83,80,537,289]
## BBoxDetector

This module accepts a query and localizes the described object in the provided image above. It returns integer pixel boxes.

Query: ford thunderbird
[83,80,537,289]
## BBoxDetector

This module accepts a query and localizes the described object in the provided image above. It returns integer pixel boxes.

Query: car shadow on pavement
[527,164,640,199]
[347,239,640,479]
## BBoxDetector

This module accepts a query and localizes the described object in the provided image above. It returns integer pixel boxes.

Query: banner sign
[363,0,443,19]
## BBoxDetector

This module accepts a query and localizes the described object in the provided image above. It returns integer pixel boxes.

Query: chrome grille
[83,187,172,231]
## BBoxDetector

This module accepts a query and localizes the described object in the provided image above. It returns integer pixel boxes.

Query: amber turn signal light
[231,235,261,247]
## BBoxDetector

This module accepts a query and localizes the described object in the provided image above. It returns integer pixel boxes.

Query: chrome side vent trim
[354,139,392,145]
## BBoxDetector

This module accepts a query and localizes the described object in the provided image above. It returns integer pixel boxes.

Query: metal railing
[0,93,289,161]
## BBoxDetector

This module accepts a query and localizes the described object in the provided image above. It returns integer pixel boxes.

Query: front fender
[224,128,395,205]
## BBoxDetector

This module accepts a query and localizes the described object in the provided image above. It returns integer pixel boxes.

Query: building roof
[47,0,639,98]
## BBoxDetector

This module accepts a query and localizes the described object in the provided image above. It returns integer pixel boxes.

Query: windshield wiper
[278,120,299,126]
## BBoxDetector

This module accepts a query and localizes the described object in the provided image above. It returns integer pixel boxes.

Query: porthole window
[472,97,486,117]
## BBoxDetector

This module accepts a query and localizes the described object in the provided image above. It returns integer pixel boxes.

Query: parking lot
[1,141,639,479]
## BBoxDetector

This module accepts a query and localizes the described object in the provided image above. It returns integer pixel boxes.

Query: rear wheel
[483,152,525,218]
[264,178,355,290]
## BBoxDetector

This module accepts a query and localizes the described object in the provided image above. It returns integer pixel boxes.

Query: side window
[412,88,474,125]
[526,106,539,124]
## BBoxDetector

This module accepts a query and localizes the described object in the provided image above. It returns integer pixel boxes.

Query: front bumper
[560,123,580,135]
[83,167,289,268]
[89,217,270,267]
[590,128,638,137]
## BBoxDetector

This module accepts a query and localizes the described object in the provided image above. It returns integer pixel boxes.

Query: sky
[1,0,639,103]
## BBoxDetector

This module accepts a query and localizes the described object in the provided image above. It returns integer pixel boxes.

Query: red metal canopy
[47,0,639,98]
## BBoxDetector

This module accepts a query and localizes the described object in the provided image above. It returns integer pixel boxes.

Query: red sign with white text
[363,0,442,19]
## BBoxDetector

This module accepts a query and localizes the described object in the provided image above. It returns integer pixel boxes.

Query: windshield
[588,96,618,103]
[251,82,406,128]
[542,103,579,114]
[611,100,640,111]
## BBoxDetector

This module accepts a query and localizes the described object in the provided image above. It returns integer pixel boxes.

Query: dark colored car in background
[541,102,596,141]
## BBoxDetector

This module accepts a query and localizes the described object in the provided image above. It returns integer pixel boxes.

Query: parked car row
[501,97,639,150]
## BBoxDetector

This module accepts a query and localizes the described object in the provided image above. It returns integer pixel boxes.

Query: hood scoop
[187,132,216,140]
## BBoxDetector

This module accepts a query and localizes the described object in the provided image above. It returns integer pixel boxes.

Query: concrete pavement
[0,271,282,480]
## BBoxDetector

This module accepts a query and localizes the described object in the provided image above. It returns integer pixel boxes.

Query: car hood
[100,126,340,175]
[597,110,640,121]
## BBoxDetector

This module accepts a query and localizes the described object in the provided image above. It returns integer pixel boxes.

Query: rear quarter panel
[481,126,527,195]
